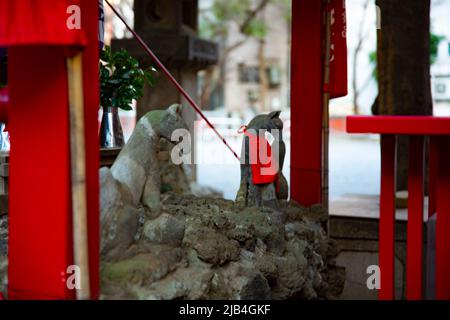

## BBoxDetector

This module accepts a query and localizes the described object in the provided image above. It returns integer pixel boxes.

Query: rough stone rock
[159,139,191,195]
[101,244,183,286]
[143,213,185,246]
[137,263,215,300]
[0,256,6,297]
[99,167,123,221]
[101,204,141,262]
[0,214,7,256]
[0,192,345,300]
[99,193,345,300]
[183,226,240,266]
[234,272,272,300]
[100,166,143,261]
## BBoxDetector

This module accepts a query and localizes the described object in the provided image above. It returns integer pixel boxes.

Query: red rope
[104,0,240,161]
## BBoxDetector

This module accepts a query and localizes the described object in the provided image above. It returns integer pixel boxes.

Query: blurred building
[432,40,450,116]
[203,1,291,116]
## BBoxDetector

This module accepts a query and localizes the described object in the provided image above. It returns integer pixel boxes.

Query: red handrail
[347,116,450,300]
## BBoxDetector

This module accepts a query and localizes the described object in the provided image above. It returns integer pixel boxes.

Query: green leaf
[99,45,156,110]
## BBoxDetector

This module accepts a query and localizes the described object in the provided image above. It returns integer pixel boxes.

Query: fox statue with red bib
[236,111,288,209]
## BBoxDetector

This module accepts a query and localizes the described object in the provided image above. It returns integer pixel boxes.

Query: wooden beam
[290,0,324,206]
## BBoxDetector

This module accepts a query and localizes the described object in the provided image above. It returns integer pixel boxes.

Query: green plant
[430,32,445,65]
[100,46,156,110]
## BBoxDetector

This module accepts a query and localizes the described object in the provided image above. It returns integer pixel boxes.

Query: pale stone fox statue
[110,103,188,212]
[236,111,288,209]
[100,104,188,259]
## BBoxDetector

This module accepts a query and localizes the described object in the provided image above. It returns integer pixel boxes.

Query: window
[238,64,281,87]
[239,65,260,83]
[435,83,447,94]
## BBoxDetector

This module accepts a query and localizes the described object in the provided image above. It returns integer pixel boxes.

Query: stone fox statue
[100,104,188,259]
[236,111,288,209]
[110,103,188,212]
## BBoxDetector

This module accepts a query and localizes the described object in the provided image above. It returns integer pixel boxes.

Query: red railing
[347,116,450,300]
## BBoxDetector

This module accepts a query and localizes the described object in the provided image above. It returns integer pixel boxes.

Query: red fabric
[81,0,100,300]
[245,130,278,185]
[8,46,75,300]
[329,0,348,99]
[6,0,99,299]
[0,0,86,46]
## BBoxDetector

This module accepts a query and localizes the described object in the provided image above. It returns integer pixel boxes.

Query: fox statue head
[159,104,189,141]
[246,110,283,134]
[138,104,189,142]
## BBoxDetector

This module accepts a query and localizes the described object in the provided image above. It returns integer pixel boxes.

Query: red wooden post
[428,138,438,218]
[436,136,450,299]
[290,0,324,206]
[3,0,99,299]
[379,134,397,300]
[81,0,100,299]
[347,116,450,299]
[8,46,75,299]
[406,135,424,300]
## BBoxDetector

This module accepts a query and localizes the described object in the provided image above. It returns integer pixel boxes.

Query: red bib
[244,129,278,185]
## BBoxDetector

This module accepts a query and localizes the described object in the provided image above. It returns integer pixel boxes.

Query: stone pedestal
[112,0,218,180]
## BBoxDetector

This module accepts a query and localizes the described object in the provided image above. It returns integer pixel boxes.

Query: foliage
[198,0,290,108]
[430,33,445,65]
[199,0,290,42]
[100,46,156,110]
[368,50,377,80]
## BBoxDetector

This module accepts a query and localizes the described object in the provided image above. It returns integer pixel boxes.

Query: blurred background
[102,0,450,202]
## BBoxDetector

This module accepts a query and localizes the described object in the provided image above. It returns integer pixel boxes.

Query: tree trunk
[376,0,432,191]
[352,0,371,115]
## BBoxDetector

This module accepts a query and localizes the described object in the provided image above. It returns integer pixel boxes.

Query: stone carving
[96,106,344,300]
[236,111,289,209]
[111,103,187,212]
[100,104,188,259]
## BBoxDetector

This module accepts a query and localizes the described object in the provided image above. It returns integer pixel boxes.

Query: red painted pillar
[428,138,438,218]
[8,46,75,299]
[379,134,396,300]
[5,1,99,299]
[290,0,324,206]
[81,0,100,300]
[436,136,450,299]
[406,135,424,300]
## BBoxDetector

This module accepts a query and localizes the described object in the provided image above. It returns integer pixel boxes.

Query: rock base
[100,194,345,300]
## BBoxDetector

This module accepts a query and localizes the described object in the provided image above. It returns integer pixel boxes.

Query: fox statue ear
[168,104,183,116]
[268,110,281,119]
